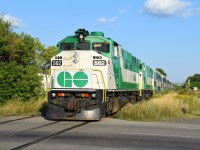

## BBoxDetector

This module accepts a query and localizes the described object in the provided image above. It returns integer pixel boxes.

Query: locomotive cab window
[76,42,90,50]
[92,42,110,53]
[60,43,74,51]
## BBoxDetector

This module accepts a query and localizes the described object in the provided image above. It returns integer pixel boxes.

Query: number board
[52,60,62,66]
[93,60,106,66]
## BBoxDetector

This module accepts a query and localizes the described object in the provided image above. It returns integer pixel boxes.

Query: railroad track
[0,116,90,150]
[10,122,89,150]
[0,116,35,124]
[0,121,59,140]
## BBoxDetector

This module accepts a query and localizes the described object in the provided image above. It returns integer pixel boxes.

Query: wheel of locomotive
[106,97,120,115]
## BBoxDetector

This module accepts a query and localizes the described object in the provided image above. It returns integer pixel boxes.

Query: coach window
[156,73,162,80]
[92,42,110,53]
[163,78,166,83]
[76,42,90,50]
[60,43,74,51]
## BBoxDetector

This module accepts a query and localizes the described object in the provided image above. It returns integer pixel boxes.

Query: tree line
[184,74,200,90]
[0,19,57,104]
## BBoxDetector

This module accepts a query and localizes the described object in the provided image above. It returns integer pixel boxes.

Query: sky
[0,0,200,83]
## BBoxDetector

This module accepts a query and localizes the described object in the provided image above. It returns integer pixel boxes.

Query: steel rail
[11,122,89,150]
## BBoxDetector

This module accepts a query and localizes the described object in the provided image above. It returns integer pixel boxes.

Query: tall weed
[115,92,200,121]
[0,98,47,116]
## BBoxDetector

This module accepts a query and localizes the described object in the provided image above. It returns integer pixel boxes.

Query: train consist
[47,29,172,120]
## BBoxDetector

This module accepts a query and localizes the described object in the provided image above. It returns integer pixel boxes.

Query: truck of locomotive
[47,29,172,120]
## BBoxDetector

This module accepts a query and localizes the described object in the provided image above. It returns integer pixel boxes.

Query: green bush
[0,19,45,103]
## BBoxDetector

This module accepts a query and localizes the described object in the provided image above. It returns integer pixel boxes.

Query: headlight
[92,93,96,98]
[51,93,56,98]
[73,58,79,64]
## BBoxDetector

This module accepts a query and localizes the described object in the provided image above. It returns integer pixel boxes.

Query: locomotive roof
[57,29,120,46]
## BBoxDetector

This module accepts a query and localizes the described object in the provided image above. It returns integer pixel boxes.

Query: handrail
[139,73,142,97]
[93,69,106,102]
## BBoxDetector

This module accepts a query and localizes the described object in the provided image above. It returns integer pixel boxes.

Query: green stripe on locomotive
[145,66,154,90]
[138,60,154,91]
[112,48,139,90]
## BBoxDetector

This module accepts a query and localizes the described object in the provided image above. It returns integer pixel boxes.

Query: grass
[1,91,200,122]
[114,92,200,121]
[0,97,47,116]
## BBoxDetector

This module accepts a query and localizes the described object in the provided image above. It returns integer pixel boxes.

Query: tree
[0,18,13,62]
[156,68,167,77]
[184,74,200,89]
[0,19,45,103]
[36,46,57,94]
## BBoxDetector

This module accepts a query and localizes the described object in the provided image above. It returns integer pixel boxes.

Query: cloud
[96,17,117,24]
[95,5,131,27]
[1,14,22,28]
[182,7,200,18]
[143,0,191,17]
[119,5,131,14]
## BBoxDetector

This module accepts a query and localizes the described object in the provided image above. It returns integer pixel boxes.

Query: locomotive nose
[60,51,80,68]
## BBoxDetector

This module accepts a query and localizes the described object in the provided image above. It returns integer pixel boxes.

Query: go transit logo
[57,71,88,88]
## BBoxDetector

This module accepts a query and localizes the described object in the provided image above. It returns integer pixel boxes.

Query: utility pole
[186,79,190,89]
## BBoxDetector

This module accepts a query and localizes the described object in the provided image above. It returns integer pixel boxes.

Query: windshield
[60,42,90,51]
[92,42,110,53]
[60,43,74,51]
[60,41,110,53]
[76,42,90,50]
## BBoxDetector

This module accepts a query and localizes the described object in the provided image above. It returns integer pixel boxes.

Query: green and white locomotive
[47,29,171,120]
